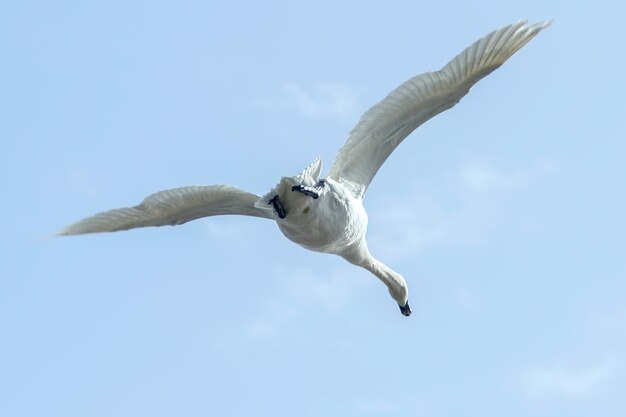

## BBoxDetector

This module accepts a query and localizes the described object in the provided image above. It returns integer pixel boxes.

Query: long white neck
[343,245,408,306]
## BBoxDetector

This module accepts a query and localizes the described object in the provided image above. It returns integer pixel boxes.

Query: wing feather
[328,20,550,199]
[57,185,272,236]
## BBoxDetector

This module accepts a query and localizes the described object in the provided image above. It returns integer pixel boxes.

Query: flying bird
[58,21,550,316]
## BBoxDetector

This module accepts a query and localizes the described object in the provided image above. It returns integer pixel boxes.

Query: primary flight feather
[59,21,550,316]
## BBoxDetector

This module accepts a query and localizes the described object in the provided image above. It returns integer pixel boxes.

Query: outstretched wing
[328,20,550,199]
[57,185,272,236]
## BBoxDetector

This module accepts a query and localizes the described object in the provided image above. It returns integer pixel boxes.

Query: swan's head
[388,283,411,317]
[399,301,412,316]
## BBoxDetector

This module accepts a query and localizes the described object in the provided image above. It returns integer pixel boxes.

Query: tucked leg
[291,180,326,200]
[291,185,320,199]
[268,195,287,219]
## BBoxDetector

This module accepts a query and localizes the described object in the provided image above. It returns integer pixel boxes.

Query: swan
[58,21,550,316]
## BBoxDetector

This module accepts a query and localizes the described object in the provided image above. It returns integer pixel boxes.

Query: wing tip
[54,223,93,237]
[522,19,553,34]
[511,19,552,41]
[534,19,554,30]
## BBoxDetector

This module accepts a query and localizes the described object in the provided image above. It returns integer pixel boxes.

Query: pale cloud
[459,156,557,194]
[369,157,558,261]
[281,265,367,312]
[43,167,101,199]
[587,304,626,346]
[202,220,243,243]
[242,300,296,339]
[515,304,625,402]
[356,397,430,415]
[242,265,369,339]
[357,398,399,414]
[453,286,479,310]
[201,218,271,250]
[246,319,277,338]
[283,82,359,119]
[520,362,614,396]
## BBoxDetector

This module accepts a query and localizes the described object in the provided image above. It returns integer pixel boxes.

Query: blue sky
[2,1,625,416]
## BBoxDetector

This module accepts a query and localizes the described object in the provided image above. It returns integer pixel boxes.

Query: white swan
[58,21,550,316]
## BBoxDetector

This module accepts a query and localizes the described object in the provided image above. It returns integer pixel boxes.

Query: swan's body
[58,21,550,316]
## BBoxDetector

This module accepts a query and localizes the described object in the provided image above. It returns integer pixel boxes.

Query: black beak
[399,302,411,317]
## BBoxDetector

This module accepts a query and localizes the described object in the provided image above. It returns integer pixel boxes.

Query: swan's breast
[276,179,367,254]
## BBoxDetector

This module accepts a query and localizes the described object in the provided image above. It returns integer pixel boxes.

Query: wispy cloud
[356,397,430,415]
[357,398,400,414]
[43,167,101,199]
[520,362,614,396]
[588,304,626,346]
[515,304,625,402]
[244,298,297,338]
[283,82,359,119]
[246,320,276,337]
[281,266,366,312]
[242,265,369,339]
[458,156,556,195]
[369,157,558,261]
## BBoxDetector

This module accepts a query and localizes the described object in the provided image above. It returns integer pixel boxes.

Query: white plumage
[58,21,550,316]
